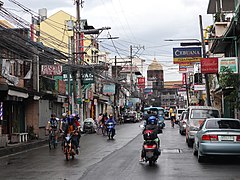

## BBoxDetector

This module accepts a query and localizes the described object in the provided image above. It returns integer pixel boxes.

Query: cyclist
[46,113,59,144]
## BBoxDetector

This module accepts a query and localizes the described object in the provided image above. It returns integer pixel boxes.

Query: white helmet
[62,113,67,117]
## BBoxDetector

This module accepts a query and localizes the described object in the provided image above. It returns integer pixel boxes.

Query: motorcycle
[142,140,160,166]
[106,122,115,140]
[63,131,78,161]
[141,126,161,166]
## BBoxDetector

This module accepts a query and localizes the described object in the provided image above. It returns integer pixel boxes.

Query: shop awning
[8,89,29,98]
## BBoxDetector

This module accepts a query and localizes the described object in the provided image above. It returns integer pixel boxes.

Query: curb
[0,139,48,157]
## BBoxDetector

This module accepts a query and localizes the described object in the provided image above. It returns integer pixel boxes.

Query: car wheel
[187,139,193,147]
[193,142,198,156]
[198,149,205,163]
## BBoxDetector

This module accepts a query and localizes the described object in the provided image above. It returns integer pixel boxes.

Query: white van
[185,106,220,147]
[176,108,186,123]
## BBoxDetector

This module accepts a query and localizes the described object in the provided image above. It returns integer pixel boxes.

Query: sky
[2,0,213,81]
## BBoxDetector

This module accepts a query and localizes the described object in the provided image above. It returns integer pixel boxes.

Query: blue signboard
[173,47,202,64]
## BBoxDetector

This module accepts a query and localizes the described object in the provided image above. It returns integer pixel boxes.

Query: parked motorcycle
[106,122,115,140]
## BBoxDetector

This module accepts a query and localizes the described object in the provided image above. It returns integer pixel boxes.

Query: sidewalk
[0,138,48,158]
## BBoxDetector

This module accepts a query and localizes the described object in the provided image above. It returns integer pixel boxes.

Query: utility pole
[199,15,211,106]
[130,45,133,95]
[76,0,83,121]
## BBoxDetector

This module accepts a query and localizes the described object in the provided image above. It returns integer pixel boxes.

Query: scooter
[142,140,160,166]
[106,122,115,140]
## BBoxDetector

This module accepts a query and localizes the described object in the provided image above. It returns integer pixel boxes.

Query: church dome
[148,58,163,71]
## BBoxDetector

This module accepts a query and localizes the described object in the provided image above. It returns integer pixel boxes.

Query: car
[178,111,187,135]
[176,108,186,124]
[83,118,97,133]
[124,111,137,123]
[185,106,220,147]
[193,118,240,163]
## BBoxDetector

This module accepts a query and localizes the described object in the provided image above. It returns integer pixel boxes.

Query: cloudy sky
[3,0,213,81]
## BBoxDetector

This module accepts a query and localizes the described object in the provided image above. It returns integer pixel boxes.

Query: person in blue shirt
[105,114,116,137]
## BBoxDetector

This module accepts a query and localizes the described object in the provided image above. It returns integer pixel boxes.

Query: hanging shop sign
[218,57,238,74]
[81,72,94,85]
[201,58,218,74]
[102,84,115,95]
[173,47,202,64]
[137,77,145,88]
[41,64,62,76]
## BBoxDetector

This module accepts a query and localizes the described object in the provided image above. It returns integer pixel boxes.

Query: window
[206,120,240,129]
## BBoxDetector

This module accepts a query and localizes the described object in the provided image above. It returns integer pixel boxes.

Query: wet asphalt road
[1,121,240,180]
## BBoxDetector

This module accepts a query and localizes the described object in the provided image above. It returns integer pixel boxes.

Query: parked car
[185,106,220,147]
[193,118,240,163]
[178,111,188,135]
[176,108,186,124]
[83,118,97,133]
[124,111,137,123]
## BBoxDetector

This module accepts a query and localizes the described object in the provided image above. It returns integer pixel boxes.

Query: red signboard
[138,77,145,88]
[201,58,218,74]
[41,65,62,76]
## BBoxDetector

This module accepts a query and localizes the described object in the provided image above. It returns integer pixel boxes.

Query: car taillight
[202,134,218,141]
[236,135,240,141]
[144,144,157,149]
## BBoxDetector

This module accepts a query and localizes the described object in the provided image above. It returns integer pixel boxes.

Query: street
[1,121,240,180]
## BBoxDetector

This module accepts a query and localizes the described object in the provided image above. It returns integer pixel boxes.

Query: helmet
[68,115,74,125]
[62,113,67,117]
[148,116,157,125]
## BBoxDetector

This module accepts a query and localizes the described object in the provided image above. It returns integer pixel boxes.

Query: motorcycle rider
[139,116,160,162]
[59,113,68,147]
[46,113,59,144]
[64,115,80,154]
[105,114,116,137]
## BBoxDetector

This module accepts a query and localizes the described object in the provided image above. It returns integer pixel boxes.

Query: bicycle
[48,128,57,150]
[96,123,107,136]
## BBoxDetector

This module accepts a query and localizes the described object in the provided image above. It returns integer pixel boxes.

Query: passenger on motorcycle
[46,113,59,144]
[140,116,160,162]
[105,114,116,137]
[64,115,80,154]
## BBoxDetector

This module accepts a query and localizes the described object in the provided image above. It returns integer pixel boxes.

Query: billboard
[173,47,202,64]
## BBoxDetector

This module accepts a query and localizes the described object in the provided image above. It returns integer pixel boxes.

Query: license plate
[220,136,234,141]
[146,152,153,158]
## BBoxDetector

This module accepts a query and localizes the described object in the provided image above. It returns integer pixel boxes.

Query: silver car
[178,111,187,135]
[185,106,220,147]
[193,118,240,163]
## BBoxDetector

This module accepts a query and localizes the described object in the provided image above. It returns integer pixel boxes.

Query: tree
[219,67,240,109]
